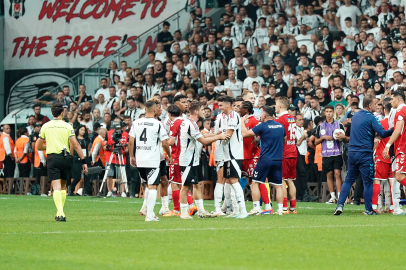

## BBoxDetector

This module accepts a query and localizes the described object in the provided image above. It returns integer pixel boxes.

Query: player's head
[240,101,253,117]
[189,101,203,118]
[51,103,64,118]
[324,105,334,120]
[260,106,276,122]
[242,90,255,106]
[174,94,188,113]
[167,104,181,119]
[391,89,406,109]
[145,100,157,116]
[148,97,162,118]
[233,97,244,113]
[217,96,233,114]
[363,95,377,112]
[275,96,290,114]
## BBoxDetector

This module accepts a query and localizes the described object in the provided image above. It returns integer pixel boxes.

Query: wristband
[386,143,391,148]
[81,158,87,165]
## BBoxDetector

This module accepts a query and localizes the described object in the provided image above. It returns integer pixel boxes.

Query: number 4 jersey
[275,111,298,159]
[129,117,169,168]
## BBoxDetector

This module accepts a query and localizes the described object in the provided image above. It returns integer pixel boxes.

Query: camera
[111,121,123,144]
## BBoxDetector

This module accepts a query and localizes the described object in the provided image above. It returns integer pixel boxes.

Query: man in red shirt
[383,90,406,215]
[105,119,129,197]
[275,97,298,214]
[239,101,273,215]
[373,102,394,213]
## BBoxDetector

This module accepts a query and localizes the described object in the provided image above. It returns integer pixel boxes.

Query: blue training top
[348,110,393,153]
[252,119,285,160]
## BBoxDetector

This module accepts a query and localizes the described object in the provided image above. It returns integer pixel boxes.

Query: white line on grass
[1,223,402,236]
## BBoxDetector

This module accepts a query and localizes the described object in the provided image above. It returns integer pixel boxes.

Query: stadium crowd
[3,0,406,216]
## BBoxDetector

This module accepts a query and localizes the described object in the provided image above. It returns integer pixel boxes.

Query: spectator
[157,21,173,53]
[94,78,109,103]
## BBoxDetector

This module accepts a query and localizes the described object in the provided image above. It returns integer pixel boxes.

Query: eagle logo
[9,0,25,19]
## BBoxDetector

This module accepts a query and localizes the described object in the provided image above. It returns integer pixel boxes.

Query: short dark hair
[189,101,202,114]
[217,95,233,104]
[384,102,392,113]
[363,95,375,108]
[163,21,170,27]
[262,106,276,117]
[167,104,181,117]
[241,101,253,115]
[174,94,187,103]
[392,89,406,101]
[324,105,334,111]
[51,103,64,117]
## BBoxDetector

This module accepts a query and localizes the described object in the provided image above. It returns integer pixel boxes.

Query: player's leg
[259,178,273,214]
[159,161,170,215]
[213,161,226,215]
[287,158,297,213]
[333,155,344,199]
[373,160,387,212]
[227,160,248,218]
[372,179,381,211]
[281,158,289,212]
[145,167,161,221]
[250,159,270,215]
[269,160,284,215]
[324,156,336,204]
[179,166,195,219]
[392,153,406,214]
[223,178,235,214]
[334,154,360,215]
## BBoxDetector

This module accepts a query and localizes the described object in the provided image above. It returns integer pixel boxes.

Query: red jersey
[375,118,391,163]
[169,117,184,164]
[106,129,129,164]
[275,111,298,159]
[243,115,261,159]
[394,106,406,155]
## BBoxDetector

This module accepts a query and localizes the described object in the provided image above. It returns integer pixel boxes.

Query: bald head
[99,128,107,137]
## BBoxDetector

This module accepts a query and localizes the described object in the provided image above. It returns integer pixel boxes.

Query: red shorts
[242,158,258,178]
[396,153,406,174]
[374,159,393,180]
[282,158,297,180]
[169,164,182,184]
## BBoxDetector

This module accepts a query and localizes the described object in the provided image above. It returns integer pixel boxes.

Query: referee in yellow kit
[36,103,88,222]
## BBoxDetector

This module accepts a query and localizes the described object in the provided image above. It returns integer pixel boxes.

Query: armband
[386,143,391,148]
[81,158,87,165]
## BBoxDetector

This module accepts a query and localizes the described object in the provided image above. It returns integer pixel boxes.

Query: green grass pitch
[0,195,405,270]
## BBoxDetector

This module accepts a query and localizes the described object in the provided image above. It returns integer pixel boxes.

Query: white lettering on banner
[4,0,189,69]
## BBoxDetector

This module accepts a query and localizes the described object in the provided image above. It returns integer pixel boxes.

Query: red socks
[187,191,194,205]
[372,184,380,205]
[283,197,288,208]
[172,190,180,211]
[290,199,296,209]
[259,184,270,204]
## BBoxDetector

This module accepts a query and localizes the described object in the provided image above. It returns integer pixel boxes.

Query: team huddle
[128,94,297,221]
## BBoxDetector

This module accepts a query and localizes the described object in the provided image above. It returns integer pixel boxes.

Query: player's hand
[336,132,346,140]
[253,136,260,147]
[167,156,173,165]
[130,156,136,167]
[216,131,222,135]
[241,115,249,123]
[219,133,231,140]
[82,164,88,175]
[324,135,334,141]
[91,161,94,166]
[383,146,390,159]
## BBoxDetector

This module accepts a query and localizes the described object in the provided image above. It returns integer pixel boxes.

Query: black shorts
[47,153,73,181]
[180,165,200,186]
[160,160,167,176]
[322,155,343,173]
[223,159,242,179]
[138,167,161,186]
[252,159,282,185]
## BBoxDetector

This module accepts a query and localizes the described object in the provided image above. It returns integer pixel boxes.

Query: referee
[36,103,88,222]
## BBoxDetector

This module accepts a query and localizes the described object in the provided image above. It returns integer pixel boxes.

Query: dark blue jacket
[348,110,393,153]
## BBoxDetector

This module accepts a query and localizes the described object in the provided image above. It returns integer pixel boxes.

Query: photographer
[104,117,129,197]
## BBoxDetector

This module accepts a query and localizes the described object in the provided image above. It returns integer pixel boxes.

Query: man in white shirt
[155,42,167,63]
[335,0,361,31]
[124,97,145,121]
[231,14,247,43]
[95,94,108,114]
[222,26,240,49]
[93,78,109,103]
[295,24,312,49]
[200,50,224,88]
[342,17,359,59]
[170,30,188,54]
[224,70,243,97]
[302,4,324,34]
[253,17,268,45]
[243,65,265,91]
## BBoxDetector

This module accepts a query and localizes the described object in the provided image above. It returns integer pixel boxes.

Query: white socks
[161,196,169,210]
[230,184,239,214]
[214,183,224,212]
[222,183,231,211]
[330,192,336,200]
[232,183,247,215]
[277,203,283,213]
[253,201,260,211]
[383,181,392,210]
[142,187,149,209]
[391,179,401,212]
[337,192,340,199]
[147,189,157,219]
[195,199,205,215]
[180,203,188,216]
[265,203,272,210]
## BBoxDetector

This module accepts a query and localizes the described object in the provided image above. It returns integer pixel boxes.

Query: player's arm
[69,136,88,174]
[197,133,229,145]
[162,139,172,164]
[167,137,176,146]
[383,120,402,159]
[308,135,316,150]
[314,126,333,145]
[296,130,307,146]
[241,117,256,138]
